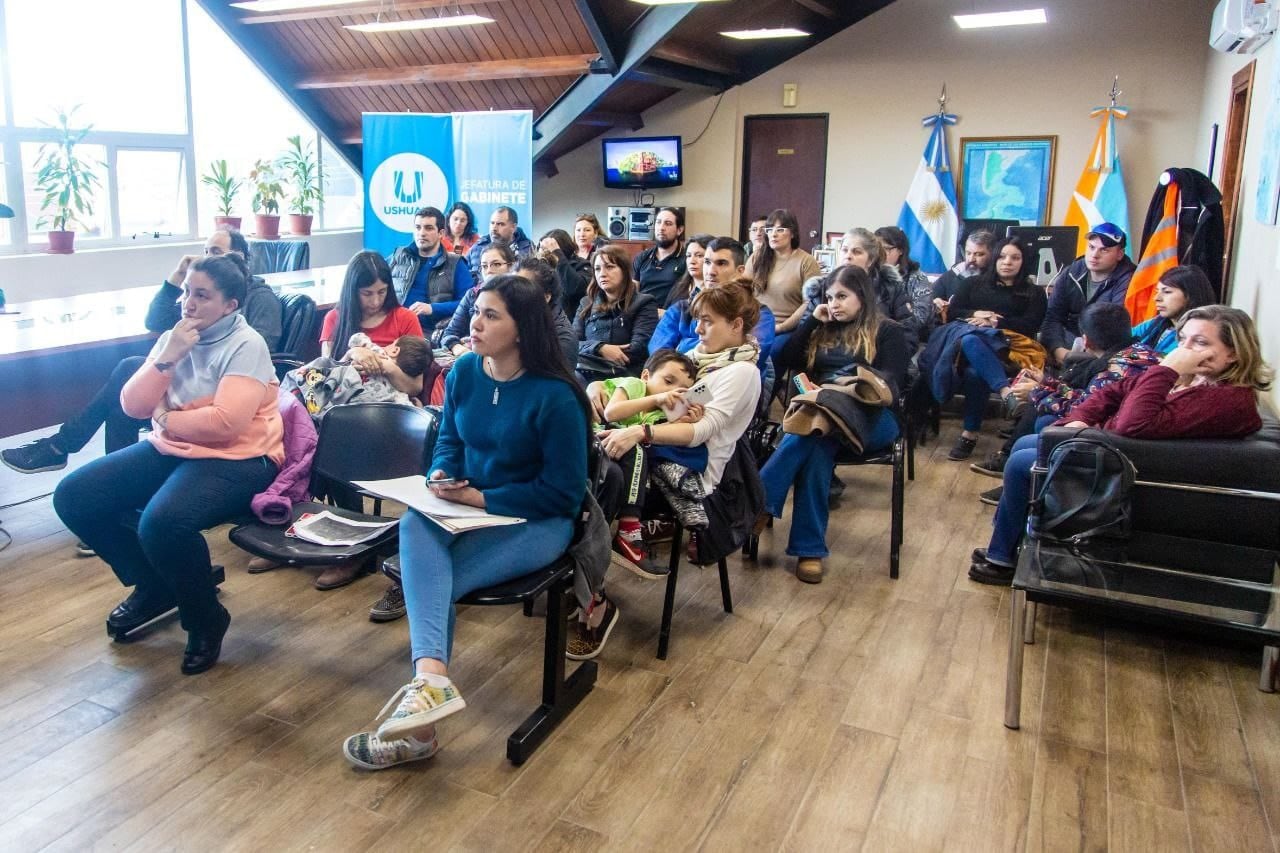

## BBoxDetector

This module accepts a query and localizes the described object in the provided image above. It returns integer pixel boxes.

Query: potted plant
[33,106,103,254]
[249,159,285,239]
[201,159,244,231]
[278,135,323,236]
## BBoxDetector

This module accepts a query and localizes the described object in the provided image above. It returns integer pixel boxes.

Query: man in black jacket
[1039,222,1136,366]
[631,206,686,305]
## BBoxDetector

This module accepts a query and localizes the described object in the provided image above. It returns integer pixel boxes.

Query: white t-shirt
[689,361,762,492]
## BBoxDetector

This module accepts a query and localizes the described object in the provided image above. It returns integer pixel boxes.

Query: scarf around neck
[688,340,760,378]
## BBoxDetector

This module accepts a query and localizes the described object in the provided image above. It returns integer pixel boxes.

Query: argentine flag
[897,113,959,275]
[1064,106,1130,256]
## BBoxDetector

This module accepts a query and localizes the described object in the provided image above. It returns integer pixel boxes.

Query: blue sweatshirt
[649,293,776,373]
[430,353,587,520]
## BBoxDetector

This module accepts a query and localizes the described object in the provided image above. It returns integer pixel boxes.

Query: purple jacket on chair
[251,390,318,525]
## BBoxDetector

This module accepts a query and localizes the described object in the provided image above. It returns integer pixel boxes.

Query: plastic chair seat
[230,501,399,566]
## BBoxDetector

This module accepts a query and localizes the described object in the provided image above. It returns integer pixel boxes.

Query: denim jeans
[54,356,150,455]
[987,433,1040,565]
[53,441,278,632]
[960,334,1012,431]
[759,409,898,558]
[399,510,573,665]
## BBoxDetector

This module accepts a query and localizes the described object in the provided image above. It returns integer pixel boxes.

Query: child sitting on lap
[288,332,431,414]
[346,333,431,404]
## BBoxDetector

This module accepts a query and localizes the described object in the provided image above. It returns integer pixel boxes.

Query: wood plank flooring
[2,420,1279,851]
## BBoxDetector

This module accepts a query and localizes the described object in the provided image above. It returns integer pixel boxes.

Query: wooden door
[1218,61,1255,299]
[740,115,829,249]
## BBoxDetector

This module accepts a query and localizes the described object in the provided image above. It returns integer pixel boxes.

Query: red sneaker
[612,529,646,564]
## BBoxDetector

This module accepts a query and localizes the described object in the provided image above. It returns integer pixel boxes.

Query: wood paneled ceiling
[196,0,894,173]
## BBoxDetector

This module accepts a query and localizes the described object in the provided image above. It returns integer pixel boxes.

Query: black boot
[181,604,231,675]
[106,588,177,641]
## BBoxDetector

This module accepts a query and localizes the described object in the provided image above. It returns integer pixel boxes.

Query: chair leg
[890,439,905,580]
[718,558,733,613]
[657,524,683,660]
[1005,589,1027,729]
[506,575,597,765]
[1023,601,1037,645]
[905,419,916,482]
[1260,646,1279,693]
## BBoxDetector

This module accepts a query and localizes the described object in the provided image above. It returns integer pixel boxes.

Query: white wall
[535,0,1215,246]
[0,229,364,303]
[1197,38,1279,409]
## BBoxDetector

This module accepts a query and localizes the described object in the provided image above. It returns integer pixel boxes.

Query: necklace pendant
[492,386,499,405]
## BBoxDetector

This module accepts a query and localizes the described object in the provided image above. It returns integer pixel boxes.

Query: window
[0,0,359,255]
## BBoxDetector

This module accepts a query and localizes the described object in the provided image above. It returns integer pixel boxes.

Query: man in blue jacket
[1040,222,1136,366]
[464,206,534,277]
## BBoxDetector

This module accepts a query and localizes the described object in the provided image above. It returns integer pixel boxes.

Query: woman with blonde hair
[574,244,659,382]
[969,304,1272,585]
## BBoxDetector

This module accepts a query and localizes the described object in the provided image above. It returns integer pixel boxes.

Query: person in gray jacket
[1040,222,1136,366]
[464,205,534,276]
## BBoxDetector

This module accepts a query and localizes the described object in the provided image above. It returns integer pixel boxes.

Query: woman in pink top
[320,250,426,398]
[54,254,284,675]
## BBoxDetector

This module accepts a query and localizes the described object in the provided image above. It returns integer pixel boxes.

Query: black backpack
[1029,430,1136,546]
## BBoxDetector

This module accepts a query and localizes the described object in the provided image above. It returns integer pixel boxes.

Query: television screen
[602,136,683,189]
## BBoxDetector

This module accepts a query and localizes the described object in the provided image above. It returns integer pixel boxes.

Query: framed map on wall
[958,136,1058,226]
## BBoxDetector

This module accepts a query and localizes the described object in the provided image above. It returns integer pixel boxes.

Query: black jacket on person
[1040,255,1136,354]
[777,311,910,396]
[573,291,660,378]
[555,253,592,317]
[949,274,1047,340]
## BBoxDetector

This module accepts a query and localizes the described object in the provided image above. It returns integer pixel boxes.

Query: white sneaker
[342,731,439,770]
[374,676,466,741]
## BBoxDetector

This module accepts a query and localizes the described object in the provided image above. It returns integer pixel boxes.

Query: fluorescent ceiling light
[953,8,1047,29]
[345,13,495,32]
[231,0,372,12]
[720,28,811,40]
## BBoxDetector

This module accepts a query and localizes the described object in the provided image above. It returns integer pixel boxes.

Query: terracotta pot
[214,215,242,231]
[47,230,76,254]
[254,214,281,240]
[287,213,313,236]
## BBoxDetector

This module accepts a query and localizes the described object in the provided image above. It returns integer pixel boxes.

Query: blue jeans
[760,409,898,558]
[54,356,149,455]
[987,433,1039,565]
[400,511,573,665]
[960,334,1011,431]
[53,441,278,632]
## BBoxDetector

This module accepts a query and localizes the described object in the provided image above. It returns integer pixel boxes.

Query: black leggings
[54,356,150,455]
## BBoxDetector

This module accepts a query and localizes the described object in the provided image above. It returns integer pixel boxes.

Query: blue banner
[362,110,532,257]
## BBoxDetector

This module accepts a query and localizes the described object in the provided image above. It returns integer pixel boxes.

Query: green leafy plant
[200,159,243,216]
[34,106,103,232]
[277,135,324,216]
[249,159,285,215]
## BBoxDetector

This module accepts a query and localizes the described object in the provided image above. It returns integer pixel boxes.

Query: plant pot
[254,214,281,240]
[47,230,76,254]
[214,215,242,231]
[287,213,314,236]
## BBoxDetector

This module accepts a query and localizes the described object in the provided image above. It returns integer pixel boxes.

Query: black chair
[271,293,319,363]
[957,218,1018,260]
[744,399,910,578]
[249,239,310,275]
[381,442,606,765]
[228,403,437,571]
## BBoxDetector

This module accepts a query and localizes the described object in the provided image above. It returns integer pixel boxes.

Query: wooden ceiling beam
[575,111,644,130]
[296,54,597,89]
[792,0,840,19]
[572,0,620,75]
[238,0,509,25]
[651,45,738,78]
[629,58,734,93]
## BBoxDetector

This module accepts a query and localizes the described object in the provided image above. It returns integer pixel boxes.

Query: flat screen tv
[602,135,683,190]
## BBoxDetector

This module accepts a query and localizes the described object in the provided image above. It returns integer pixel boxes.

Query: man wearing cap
[1040,223,1136,366]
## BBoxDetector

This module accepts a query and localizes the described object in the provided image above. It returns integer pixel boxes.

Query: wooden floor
[2,420,1280,852]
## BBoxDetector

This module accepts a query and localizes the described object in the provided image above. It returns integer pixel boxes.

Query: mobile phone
[429,477,459,486]
[685,381,713,407]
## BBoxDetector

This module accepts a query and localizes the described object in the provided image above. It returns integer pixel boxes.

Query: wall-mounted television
[602,135,683,190]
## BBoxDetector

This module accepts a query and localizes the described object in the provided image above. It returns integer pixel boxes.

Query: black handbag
[1029,430,1136,546]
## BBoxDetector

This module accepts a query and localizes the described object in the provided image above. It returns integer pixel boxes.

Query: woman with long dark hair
[875,225,935,334]
[343,274,594,770]
[747,208,822,337]
[574,244,659,382]
[442,201,479,258]
[945,236,1047,460]
[321,251,425,395]
[664,232,714,309]
[1131,265,1217,354]
[539,227,592,315]
[759,265,909,583]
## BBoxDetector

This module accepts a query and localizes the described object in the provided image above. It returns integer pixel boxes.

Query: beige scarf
[687,341,761,378]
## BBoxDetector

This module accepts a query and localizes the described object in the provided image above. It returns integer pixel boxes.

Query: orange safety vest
[1125,185,1180,321]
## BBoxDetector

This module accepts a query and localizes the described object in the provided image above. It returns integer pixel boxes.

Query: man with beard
[464,206,534,276]
[931,229,996,316]
[388,206,472,330]
[631,206,687,305]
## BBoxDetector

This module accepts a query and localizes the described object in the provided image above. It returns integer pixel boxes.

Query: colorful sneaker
[612,528,646,565]
[369,583,406,622]
[342,730,439,771]
[2,438,67,474]
[566,597,619,661]
[374,676,466,741]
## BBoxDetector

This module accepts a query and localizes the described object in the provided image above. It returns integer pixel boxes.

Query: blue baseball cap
[1087,222,1126,248]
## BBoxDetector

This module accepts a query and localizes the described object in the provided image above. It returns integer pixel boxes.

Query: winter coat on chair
[1138,167,1225,298]
[250,391,318,525]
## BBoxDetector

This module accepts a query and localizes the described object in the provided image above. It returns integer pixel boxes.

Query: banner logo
[369,153,448,233]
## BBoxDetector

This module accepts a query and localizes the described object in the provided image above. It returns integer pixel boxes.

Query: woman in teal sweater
[344,275,593,771]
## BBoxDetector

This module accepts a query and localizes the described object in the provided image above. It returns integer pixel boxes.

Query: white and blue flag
[896,112,959,275]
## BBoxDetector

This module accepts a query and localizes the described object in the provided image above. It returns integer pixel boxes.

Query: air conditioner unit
[1210,0,1277,53]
